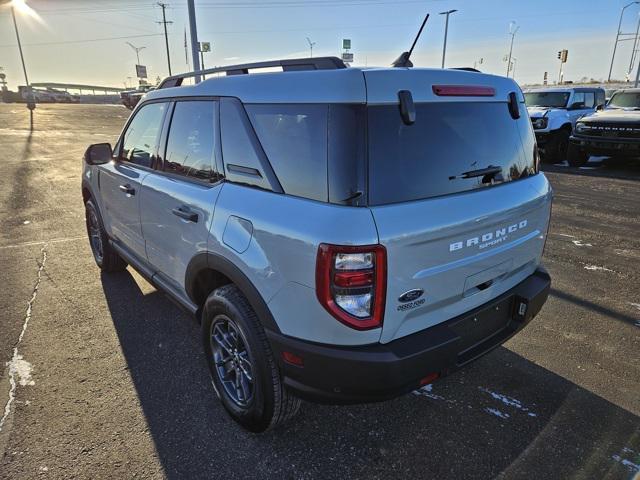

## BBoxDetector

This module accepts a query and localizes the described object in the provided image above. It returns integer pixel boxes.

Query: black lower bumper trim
[267,266,551,405]
[570,135,640,157]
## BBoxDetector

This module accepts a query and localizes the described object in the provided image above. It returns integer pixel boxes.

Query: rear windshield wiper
[449,166,503,183]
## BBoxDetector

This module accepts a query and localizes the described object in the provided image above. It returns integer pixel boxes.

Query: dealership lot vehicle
[1,104,638,479]
[569,88,640,166]
[81,57,551,432]
[525,87,606,163]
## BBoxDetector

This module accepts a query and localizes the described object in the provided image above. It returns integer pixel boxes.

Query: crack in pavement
[0,244,47,433]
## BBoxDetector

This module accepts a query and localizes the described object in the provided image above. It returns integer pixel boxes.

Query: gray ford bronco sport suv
[82,56,552,432]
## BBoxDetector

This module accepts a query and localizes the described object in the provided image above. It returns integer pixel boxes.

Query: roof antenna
[392,13,430,68]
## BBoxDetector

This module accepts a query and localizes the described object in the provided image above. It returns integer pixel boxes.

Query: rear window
[367,102,536,205]
[524,91,569,108]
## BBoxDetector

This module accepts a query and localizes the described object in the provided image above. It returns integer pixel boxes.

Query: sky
[0,0,637,89]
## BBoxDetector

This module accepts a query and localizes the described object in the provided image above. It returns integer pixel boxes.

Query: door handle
[172,206,198,223]
[119,184,135,195]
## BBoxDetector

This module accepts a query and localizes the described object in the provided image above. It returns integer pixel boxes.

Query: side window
[246,104,328,202]
[571,92,585,108]
[120,102,167,168]
[584,92,595,108]
[164,100,219,182]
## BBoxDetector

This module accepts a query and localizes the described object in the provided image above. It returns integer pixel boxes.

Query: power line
[0,33,164,49]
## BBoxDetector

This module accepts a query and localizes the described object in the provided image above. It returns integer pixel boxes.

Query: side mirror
[568,102,585,111]
[84,143,112,165]
[596,104,605,111]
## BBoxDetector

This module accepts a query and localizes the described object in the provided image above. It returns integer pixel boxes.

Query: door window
[120,102,167,168]
[164,100,219,182]
[584,92,595,108]
[571,92,585,108]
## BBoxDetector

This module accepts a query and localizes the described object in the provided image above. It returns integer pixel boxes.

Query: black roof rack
[158,56,347,89]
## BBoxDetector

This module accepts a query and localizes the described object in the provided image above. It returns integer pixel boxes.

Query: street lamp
[306,37,316,58]
[439,9,457,69]
[8,0,35,109]
[506,21,519,77]
[125,41,146,65]
[608,1,640,82]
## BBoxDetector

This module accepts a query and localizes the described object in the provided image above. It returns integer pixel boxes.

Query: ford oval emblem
[398,289,424,303]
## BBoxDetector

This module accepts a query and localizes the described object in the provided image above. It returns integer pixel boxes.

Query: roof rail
[158,56,347,89]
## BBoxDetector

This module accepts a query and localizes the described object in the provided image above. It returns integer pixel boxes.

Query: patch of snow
[579,166,602,170]
[484,407,510,419]
[583,264,613,272]
[553,160,569,167]
[22,220,30,225]
[629,302,640,311]
[558,233,575,238]
[612,454,640,473]
[572,239,592,247]
[0,245,47,432]
[412,383,445,400]
[8,355,35,386]
[479,387,538,417]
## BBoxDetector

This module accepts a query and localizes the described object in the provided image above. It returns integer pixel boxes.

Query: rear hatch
[363,69,552,343]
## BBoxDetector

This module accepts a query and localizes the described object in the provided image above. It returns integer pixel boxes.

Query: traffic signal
[557,49,568,63]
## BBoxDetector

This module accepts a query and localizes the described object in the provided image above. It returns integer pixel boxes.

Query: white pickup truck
[524,87,606,163]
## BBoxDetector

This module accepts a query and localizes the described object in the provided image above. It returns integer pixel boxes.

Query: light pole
[9,0,35,110]
[439,9,457,69]
[506,21,519,77]
[628,12,640,76]
[306,37,316,58]
[187,0,201,83]
[125,42,146,65]
[608,1,640,82]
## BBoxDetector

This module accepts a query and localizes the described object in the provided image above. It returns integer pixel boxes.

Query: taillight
[316,244,386,330]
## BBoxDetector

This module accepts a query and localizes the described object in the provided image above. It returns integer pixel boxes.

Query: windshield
[607,91,640,108]
[524,91,570,108]
[367,102,536,205]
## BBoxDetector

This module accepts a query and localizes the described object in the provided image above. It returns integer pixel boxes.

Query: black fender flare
[185,252,281,334]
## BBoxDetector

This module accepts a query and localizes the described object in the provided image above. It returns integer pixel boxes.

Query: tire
[567,143,589,167]
[202,284,300,433]
[85,199,127,272]
[542,128,570,163]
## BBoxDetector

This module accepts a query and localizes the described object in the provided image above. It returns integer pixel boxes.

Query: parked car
[525,87,606,163]
[120,85,154,110]
[568,88,640,166]
[82,57,552,432]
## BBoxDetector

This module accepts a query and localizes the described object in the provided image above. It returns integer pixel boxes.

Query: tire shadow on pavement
[100,270,640,480]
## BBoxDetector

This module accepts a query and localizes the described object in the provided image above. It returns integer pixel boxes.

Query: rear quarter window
[246,104,328,202]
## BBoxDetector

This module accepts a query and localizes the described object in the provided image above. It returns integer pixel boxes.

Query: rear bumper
[267,266,551,404]
[570,134,640,157]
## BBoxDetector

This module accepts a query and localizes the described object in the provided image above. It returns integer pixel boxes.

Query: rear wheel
[85,199,127,272]
[567,143,589,167]
[542,128,571,163]
[202,284,300,432]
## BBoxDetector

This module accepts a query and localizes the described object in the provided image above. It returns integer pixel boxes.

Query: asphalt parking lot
[0,103,638,480]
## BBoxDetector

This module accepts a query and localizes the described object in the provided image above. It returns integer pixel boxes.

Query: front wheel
[567,143,589,167]
[202,284,300,433]
[542,128,570,163]
[85,199,127,272]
